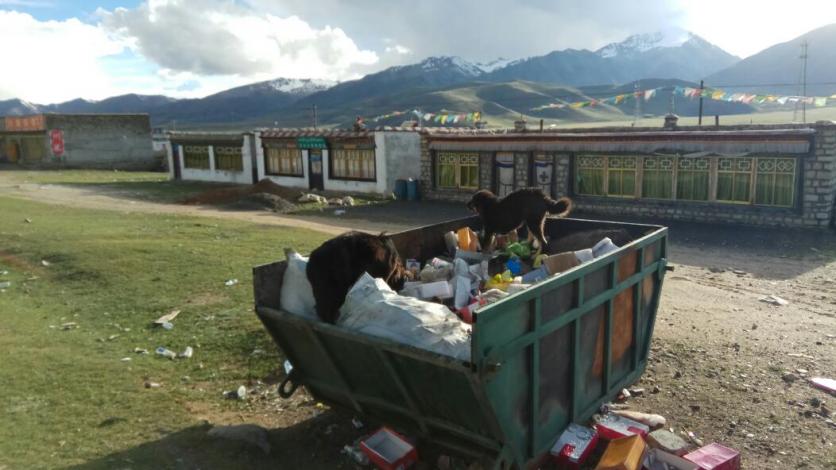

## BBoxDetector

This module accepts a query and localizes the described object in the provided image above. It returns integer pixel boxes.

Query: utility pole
[633,81,641,126]
[698,80,704,126]
[312,104,318,129]
[793,40,809,123]
[801,40,808,124]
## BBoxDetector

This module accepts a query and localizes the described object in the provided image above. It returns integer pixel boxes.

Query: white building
[166,131,256,185]
[255,128,421,195]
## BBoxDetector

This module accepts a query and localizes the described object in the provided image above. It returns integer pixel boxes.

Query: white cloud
[385,44,411,55]
[99,0,379,79]
[0,10,125,103]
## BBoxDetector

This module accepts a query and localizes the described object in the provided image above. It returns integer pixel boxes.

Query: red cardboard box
[595,413,650,440]
[550,423,599,469]
[683,443,740,470]
[360,427,418,470]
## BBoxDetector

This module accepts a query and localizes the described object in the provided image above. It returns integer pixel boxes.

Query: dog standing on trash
[467,188,572,254]
[306,231,407,324]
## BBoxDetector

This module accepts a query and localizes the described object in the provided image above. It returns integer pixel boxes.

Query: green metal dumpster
[253,216,668,469]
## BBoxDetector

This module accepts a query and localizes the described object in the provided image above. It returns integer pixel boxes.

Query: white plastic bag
[339,273,471,360]
[279,250,317,318]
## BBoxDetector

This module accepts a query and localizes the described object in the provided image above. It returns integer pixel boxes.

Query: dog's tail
[546,196,572,217]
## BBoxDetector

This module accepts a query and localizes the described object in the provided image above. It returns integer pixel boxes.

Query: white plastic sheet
[339,273,471,360]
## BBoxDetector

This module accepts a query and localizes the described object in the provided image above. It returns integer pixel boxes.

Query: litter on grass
[153,309,180,325]
[759,295,789,306]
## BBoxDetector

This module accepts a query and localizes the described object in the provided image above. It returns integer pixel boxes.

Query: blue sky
[1,0,834,103]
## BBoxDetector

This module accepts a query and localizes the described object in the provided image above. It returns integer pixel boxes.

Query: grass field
[0,196,330,469]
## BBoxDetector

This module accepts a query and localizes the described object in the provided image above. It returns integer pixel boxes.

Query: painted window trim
[182,145,211,170]
[435,151,480,190]
[328,148,377,182]
[214,146,244,172]
[264,147,305,178]
[572,154,799,208]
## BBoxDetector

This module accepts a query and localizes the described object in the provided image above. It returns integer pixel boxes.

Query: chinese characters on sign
[50,129,65,156]
[4,115,45,132]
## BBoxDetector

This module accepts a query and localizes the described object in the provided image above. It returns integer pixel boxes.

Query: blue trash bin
[394,179,408,200]
[406,178,420,201]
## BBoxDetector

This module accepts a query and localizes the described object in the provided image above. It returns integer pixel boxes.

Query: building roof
[424,125,820,156]
[258,126,427,138]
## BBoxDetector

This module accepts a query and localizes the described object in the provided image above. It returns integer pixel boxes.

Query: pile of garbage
[396,227,622,324]
[546,406,740,470]
[278,226,629,361]
[337,406,741,469]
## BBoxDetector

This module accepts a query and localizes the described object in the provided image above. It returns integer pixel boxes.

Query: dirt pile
[235,192,298,213]
[181,179,304,211]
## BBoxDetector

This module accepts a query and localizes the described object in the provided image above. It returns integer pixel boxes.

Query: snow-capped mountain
[266,78,336,95]
[475,57,517,73]
[0,98,41,116]
[414,56,483,77]
[487,29,739,85]
[597,28,696,58]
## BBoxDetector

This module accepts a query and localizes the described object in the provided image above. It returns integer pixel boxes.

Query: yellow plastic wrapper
[484,270,513,291]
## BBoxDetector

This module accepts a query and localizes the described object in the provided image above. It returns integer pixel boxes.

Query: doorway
[308,150,324,190]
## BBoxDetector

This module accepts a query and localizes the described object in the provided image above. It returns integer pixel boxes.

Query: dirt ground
[1,174,834,469]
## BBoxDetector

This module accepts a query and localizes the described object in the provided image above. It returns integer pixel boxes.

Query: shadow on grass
[62,410,367,470]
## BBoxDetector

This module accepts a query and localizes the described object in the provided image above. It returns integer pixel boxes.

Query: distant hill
[706,23,836,96]
[487,29,739,86]
[4,27,805,129]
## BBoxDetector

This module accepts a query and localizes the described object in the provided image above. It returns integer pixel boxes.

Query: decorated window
[755,158,796,207]
[574,154,798,207]
[716,157,753,203]
[214,146,243,172]
[575,155,605,195]
[607,156,638,197]
[183,145,210,169]
[331,149,376,180]
[642,156,674,199]
[265,148,303,176]
[676,157,710,201]
[436,152,479,190]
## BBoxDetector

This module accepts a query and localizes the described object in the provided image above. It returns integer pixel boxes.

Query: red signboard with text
[4,115,45,132]
[50,129,65,156]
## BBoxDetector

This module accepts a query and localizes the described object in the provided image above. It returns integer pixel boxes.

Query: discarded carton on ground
[683,443,740,470]
[647,429,690,456]
[595,412,650,440]
[595,434,646,470]
[810,377,836,395]
[360,427,417,470]
[644,448,699,470]
[550,423,599,469]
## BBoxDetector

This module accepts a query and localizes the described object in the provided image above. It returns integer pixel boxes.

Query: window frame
[572,153,799,209]
[435,152,480,190]
[214,146,244,172]
[182,145,210,170]
[329,148,377,182]
[265,147,304,178]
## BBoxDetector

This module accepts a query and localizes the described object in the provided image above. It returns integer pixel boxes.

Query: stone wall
[45,114,155,170]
